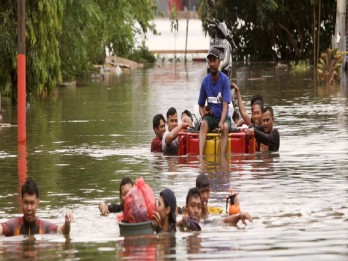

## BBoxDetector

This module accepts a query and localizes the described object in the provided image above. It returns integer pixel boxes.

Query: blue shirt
[198,72,230,118]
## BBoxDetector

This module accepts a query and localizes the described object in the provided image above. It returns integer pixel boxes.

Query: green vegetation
[198,0,336,62]
[0,0,157,99]
[127,42,156,64]
[289,60,311,72]
[317,48,343,85]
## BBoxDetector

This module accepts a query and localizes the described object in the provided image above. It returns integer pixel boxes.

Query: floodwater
[0,61,347,260]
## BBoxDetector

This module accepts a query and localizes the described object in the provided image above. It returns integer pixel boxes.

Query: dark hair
[181,110,193,121]
[22,178,39,198]
[186,187,202,206]
[263,106,274,117]
[196,174,210,189]
[152,114,165,131]
[250,94,264,106]
[252,100,263,111]
[119,177,133,196]
[160,188,177,232]
[166,107,177,120]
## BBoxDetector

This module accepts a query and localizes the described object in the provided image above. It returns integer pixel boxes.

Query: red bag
[121,177,156,223]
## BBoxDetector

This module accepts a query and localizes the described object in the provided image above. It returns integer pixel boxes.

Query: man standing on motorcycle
[198,48,231,156]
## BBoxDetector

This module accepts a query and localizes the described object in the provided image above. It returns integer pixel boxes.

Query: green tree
[0,1,17,97]
[0,0,63,98]
[59,0,104,81]
[0,0,157,100]
[198,0,336,62]
[26,0,63,96]
[97,0,157,58]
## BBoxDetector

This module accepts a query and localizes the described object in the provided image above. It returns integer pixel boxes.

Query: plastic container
[230,133,246,153]
[245,134,255,153]
[205,137,216,155]
[178,132,186,155]
[177,132,255,155]
[118,221,154,236]
[186,133,199,155]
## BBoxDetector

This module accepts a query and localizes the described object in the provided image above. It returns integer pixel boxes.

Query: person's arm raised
[165,121,191,145]
[231,83,251,125]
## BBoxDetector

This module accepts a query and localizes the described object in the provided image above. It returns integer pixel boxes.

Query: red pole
[18,0,26,143]
[17,142,27,212]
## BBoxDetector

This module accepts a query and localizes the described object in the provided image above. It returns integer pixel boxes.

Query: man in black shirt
[99,177,133,215]
[245,106,280,152]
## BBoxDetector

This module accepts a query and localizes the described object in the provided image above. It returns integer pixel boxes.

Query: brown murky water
[0,62,347,260]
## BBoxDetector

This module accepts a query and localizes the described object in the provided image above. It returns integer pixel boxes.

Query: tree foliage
[26,0,63,96]
[198,0,336,62]
[0,0,157,99]
[0,1,21,97]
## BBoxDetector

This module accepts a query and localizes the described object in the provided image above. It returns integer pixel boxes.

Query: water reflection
[0,236,73,260]
[115,234,176,259]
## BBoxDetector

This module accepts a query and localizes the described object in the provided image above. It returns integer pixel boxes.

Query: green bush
[317,48,343,85]
[127,43,156,64]
[289,60,310,72]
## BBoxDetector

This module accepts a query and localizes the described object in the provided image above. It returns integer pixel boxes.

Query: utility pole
[18,0,26,143]
[333,0,346,50]
[184,0,191,63]
[17,0,28,186]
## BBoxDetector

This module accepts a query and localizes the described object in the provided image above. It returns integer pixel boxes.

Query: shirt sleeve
[1,222,12,236]
[1,218,20,237]
[151,137,162,152]
[198,79,207,106]
[222,76,231,103]
[254,128,280,151]
[108,203,123,213]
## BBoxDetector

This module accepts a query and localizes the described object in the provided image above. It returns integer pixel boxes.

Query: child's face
[186,195,202,222]
[181,115,192,127]
[198,186,210,207]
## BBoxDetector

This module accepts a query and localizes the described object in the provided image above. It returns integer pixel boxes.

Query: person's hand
[218,121,224,131]
[152,212,161,229]
[65,211,74,224]
[242,127,254,135]
[240,211,253,225]
[99,202,109,216]
[230,82,239,92]
[203,106,212,118]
